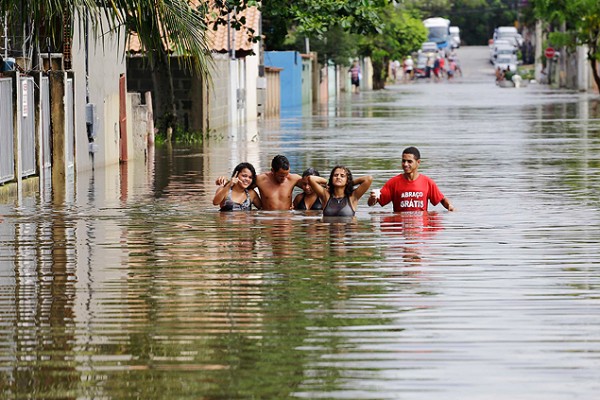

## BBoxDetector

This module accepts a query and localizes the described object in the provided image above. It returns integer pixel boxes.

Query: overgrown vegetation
[531,0,600,89]
[358,5,427,89]
[154,127,216,145]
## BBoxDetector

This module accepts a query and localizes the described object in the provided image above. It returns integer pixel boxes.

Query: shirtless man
[254,155,302,210]
[217,155,302,210]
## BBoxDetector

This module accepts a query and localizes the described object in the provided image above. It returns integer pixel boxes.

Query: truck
[423,17,451,53]
[449,26,460,48]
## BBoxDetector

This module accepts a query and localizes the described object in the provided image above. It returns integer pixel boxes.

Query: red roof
[127,2,260,54]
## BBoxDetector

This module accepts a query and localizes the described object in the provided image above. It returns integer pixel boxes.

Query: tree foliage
[261,0,386,50]
[358,5,427,89]
[291,26,358,67]
[532,0,600,89]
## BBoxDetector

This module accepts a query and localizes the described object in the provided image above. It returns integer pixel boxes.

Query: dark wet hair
[271,155,290,171]
[302,168,320,178]
[232,162,257,188]
[403,146,421,160]
[328,165,354,197]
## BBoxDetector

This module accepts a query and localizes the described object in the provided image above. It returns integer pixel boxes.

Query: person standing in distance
[368,147,455,212]
[349,60,361,93]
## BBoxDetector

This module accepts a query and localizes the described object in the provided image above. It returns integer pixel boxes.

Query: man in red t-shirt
[368,147,455,212]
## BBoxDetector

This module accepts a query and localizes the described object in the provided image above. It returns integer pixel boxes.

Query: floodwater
[2,47,600,399]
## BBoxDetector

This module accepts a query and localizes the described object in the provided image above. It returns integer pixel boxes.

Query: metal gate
[66,78,74,168]
[41,76,51,170]
[0,78,14,184]
[20,76,36,177]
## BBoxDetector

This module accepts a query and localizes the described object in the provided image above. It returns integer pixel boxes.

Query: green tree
[261,0,386,50]
[533,0,600,89]
[292,26,357,67]
[358,5,427,89]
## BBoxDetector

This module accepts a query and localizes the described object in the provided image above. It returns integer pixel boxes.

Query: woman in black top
[308,165,372,217]
[293,168,323,211]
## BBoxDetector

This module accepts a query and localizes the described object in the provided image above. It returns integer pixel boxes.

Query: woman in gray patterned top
[213,163,262,211]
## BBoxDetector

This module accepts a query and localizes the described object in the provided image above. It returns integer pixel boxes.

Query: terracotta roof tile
[127,2,259,54]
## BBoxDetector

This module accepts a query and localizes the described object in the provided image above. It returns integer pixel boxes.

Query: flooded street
[2,46,600,398]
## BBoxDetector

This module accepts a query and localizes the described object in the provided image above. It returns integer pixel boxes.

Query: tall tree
[532,0,600,89]
[358,5,427,89]
[261,0,386,50]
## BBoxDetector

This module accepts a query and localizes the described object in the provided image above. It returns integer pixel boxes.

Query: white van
[493,26,523,48]
[449,26,460,48]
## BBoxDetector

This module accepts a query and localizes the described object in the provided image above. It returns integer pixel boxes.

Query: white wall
[245,43,260,122]
[208,54,231,131]
[71,11,127,172]
[229,59,242,126]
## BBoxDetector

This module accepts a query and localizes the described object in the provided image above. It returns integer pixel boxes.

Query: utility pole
[559,21,566,87]
[3,14,8,59]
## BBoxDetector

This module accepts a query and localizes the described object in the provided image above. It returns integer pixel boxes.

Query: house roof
[127,3,259,55]
[209,6,259,54]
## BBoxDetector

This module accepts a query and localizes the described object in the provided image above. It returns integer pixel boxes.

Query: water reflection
[376,212,444,267]
[2,48,600,398]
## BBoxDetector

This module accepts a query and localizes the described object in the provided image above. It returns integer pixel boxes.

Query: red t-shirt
[378,174,445,212]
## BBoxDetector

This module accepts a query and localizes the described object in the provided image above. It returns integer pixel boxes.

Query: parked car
[491,44,517,63]
[489,39,515,63]
[494,54,518,74]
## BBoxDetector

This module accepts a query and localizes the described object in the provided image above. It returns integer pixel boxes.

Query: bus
[423,18,451,53]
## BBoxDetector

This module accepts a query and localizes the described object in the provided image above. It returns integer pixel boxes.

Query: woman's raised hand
[230,171,239,187]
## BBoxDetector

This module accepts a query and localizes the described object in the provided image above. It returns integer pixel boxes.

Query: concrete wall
[229,59,243,127]
[126,93,149,162]
[328,62,337,99]
[245,44,260,123]
[127,57,205,133]
[362,57,373,91]
[71,11,126,172]
[127,50,262,134]
[265,67,281,117]
[301,55,312,105]
[264,51,303,109]
[208,54,231,131]
[319,64,328,104]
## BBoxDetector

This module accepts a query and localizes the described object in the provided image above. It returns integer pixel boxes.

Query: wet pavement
[1,46,600,399]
